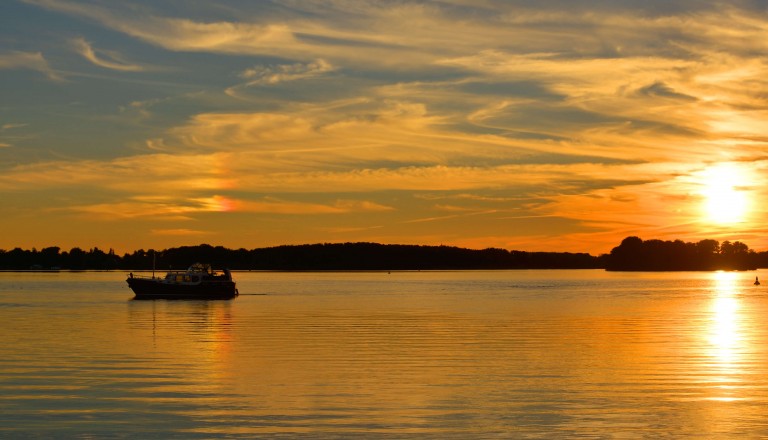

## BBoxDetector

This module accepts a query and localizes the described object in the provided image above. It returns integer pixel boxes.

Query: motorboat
[127,263,238,299]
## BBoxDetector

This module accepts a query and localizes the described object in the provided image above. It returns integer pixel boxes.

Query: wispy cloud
[0,122,31,149]
[404,210,498,224]
[25,1,304,56]
[1,123,29,131]
[226,59,334,98]
[61,193,393,220]
[71,37,145,71]
[239,59,333,85]
[151,228,210,236]
[0,51,63,81]
[9,1,768,252]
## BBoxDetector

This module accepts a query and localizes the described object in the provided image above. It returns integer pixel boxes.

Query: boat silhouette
[127,263,238,299]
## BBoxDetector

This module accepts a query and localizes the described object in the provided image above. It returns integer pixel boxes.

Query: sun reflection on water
[706,271,745,401]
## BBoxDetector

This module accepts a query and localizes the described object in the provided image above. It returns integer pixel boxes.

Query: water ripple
[2,270,768,437]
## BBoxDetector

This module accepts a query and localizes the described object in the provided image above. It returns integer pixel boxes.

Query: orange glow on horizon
[6,3,768,254]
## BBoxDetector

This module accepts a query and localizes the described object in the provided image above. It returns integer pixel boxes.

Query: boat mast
[152,250,156,279]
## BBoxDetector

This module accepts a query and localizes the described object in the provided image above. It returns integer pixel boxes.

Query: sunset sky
[3,0,768,255]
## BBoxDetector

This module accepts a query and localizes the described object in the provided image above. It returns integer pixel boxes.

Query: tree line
[1,237,766,271]
[605,236,760,271]
[0,243,599,271]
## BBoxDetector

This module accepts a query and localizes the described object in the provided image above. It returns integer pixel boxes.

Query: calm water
[2,270,768,438]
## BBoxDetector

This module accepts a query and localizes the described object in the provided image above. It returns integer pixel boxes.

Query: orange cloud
[151,228,210,236]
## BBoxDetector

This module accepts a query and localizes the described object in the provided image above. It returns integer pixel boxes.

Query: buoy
[755,276,760,286]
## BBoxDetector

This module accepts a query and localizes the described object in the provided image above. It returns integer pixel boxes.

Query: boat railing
[127,272,160,280]
[127,269,232,281]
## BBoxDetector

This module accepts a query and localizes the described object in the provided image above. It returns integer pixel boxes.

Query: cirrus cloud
[71,37,145,71]
[0,51,62,81]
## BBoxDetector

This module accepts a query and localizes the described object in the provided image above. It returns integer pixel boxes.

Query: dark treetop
[605,236,760,271]
[1,243,598,271]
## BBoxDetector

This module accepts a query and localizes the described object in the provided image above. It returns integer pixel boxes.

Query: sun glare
[701,164,749,225]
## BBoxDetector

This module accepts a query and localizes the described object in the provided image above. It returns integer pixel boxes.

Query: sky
[2,0,768,255]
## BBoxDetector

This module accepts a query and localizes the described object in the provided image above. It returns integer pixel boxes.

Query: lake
[2,269,768,438]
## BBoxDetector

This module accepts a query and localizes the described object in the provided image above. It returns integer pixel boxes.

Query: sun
[700,164,749,225]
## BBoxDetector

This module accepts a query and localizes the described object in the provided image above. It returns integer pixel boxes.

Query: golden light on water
[706,271,746,402]
[709,272,741,361]
[700,164,750,225]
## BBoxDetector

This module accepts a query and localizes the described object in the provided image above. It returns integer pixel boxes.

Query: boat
[126,263,238,299]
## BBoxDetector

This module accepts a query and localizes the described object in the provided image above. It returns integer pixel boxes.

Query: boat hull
[127,277,238,300]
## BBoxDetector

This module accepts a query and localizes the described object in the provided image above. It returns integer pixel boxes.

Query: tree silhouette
[1,238,765,271]
[605,237,757,271]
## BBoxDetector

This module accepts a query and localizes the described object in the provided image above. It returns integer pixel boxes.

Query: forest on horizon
[0,237,765,271]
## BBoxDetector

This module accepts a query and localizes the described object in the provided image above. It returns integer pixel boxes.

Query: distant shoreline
[1,237,765,271]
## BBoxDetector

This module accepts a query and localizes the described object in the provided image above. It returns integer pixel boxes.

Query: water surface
[2,270,768,438]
